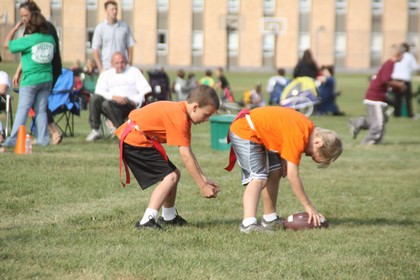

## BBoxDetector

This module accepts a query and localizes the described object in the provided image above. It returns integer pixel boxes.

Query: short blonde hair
[314,127,343,168]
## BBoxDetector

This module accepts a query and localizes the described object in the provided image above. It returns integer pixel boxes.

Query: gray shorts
[229,131,282,185]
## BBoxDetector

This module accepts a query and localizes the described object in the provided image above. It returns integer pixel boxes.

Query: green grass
[0,64,419,279]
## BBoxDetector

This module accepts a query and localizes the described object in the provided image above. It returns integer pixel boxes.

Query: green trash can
[209,114,236,150]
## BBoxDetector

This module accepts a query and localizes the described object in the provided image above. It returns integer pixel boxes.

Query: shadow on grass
[329,217,419,227]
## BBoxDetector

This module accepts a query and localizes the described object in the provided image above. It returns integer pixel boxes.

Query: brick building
[0,0,419,71]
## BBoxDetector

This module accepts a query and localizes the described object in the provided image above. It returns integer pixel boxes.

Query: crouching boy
[115,85,221,230]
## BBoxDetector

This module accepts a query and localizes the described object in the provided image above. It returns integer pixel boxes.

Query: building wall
[238,0,263,68]
[0,0,418,71]
[203,0,226,67]
[276,0,299,69]
[133,0,157,66]
[311,0,335,66]
[383,0,407,60]
[61,0,87,63]
[346,0,371,69]
[168,0,192,67]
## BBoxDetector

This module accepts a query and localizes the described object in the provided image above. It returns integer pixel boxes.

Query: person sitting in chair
[86,52,151,141]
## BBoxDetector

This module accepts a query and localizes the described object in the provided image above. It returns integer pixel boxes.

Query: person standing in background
[92,0,135,73]
[391,42,419,118]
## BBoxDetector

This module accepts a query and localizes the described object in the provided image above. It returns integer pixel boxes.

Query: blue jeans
[3,81,52,147]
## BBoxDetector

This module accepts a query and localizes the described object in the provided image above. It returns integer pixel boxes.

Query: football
[283,212,329,231]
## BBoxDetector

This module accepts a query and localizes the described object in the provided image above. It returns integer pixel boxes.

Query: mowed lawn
[0,64,419,279]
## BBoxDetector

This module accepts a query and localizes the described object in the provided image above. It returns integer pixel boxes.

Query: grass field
[0,63,419,279]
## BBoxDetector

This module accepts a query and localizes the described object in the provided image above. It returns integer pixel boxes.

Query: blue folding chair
[48,68,80,137]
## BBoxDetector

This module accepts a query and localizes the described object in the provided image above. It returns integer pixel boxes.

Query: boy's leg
[243,179,266,223]
[261,169,282,215]
[140,170,180,225]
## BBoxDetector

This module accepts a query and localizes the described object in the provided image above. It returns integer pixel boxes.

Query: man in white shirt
[0,71,11,142]
[86,52,151,141]
[391,42,419,118]
[92,0,135,73]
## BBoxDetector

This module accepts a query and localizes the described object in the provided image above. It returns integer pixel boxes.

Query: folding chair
[48,68,80,137]
[0,94,13,137]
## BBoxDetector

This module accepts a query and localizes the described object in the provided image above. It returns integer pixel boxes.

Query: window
[263,33,275,57]
[157,0,169,11]
[371,0,383,15]
[228,31,239,56]
[336,0,347,15]
[192,30,203,56]
[228,0,240,14]
[193,0,204,12]
[264,0,276,16]
[335,32,346,57]
[86,28,95,51]
[122,0,133,10]
[87,0,98,10]
[409,0,420,14]
[298,32,310,55]
[51,0,62,9]
[299,0,311,13]
[157,30,168,54]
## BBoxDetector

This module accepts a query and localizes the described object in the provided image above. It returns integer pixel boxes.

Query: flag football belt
[225,108,255,171]
[119,119,168,187]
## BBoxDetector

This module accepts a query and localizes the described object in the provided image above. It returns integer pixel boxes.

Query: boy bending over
[116,85,221,230]
[226,107,343,233]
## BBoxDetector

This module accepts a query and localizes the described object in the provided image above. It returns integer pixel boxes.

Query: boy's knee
[165,170,181,184]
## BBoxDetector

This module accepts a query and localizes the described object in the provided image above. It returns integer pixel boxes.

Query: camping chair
[48,68,80,137]
[280,77,319,117]
[147,69,170,102]
[0,94,13,137]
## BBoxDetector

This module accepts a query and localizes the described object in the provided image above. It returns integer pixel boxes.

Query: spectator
[293,49,319,79]
[267,68,289,105]
[316,65,345,116]
[12,1,63,145]
[349,44,406,145]
[86,52,151,142]
[172,69,192,101]
[391,42,419,118]
[2,11,55,149]
[199,69,215,87]
[250,83,265,108]
[215,67,234,102]
[92,0,135,73]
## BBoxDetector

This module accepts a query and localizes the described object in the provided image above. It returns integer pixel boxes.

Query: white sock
[162,206,176,221]
[242,217,257,227]
[263,212,278,222]
[140,208,158,225]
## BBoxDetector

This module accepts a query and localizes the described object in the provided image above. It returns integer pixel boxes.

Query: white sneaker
[86,129,101,141]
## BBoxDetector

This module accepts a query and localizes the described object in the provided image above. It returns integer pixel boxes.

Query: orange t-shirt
[115,101,191,147]
[230,107,314,165]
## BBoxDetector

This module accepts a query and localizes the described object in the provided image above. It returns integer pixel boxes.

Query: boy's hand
[199,183,220,199]
[304,205,324,227]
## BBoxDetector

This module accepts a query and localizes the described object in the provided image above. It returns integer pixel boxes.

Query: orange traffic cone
[14,125,27,154]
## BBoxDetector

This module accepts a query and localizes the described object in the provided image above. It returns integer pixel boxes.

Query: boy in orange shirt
[226,107,343,233]
[115,85,221,230]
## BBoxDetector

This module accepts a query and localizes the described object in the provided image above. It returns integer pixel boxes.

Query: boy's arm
[287,161,323,226]
[179,146,220,198]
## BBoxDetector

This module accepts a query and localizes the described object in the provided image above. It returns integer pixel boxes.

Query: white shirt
[0,71,11,94]
[266,75,288,93]
[95,66,151,107]
[391,52,419,82]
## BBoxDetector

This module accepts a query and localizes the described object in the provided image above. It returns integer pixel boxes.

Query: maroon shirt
[365,59,395,102]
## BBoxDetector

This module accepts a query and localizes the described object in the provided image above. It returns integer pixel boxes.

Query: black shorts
[123,143,177,190]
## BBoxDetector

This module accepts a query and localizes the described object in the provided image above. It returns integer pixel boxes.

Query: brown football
[283,212,329,230]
